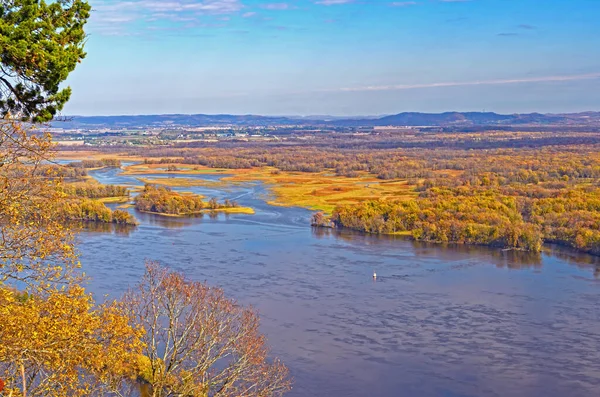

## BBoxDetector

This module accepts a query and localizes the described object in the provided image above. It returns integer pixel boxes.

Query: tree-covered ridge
[135,184,240,216]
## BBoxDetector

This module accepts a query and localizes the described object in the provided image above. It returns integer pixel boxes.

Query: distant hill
[374,112,546,126]
[51,114,296,129]
[51,111,600,129]
[335,112,600,127]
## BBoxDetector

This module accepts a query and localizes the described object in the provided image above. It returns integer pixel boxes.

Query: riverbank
[138,207,255,217]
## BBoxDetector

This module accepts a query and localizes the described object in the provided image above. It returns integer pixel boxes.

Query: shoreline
[137,207,255,217]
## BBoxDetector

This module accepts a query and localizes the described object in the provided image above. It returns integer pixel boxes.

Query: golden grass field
[97,196,130,204]
[59,152,417,214]
[56,150,149,162]
[125,164,416,213]
[222,168,416,213]
[122,163,230,175]
[136,176,233,189]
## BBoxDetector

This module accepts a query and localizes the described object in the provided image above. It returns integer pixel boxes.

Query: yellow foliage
[0,286,143,397]
[1,121,80,289]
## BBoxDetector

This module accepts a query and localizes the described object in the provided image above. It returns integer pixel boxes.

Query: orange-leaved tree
[122,262,292,397]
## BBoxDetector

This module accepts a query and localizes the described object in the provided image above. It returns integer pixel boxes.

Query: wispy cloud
[315,0,354,5]
[90,0,244,35]
[497,24,537,37]
[324,73,600,93]
[93,0,243,15]
[259,3,292,10]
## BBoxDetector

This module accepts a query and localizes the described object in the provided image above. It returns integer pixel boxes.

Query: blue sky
[63,0,600,116]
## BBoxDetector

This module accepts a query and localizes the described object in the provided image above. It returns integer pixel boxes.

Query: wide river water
[76,165,600,397]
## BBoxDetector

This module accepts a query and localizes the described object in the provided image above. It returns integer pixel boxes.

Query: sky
[63,0,600,116]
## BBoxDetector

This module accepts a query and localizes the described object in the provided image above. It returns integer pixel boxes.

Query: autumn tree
[0,0,91,122]
[122,263,292,397]
[0,285,143,397]
[0,120,79,289]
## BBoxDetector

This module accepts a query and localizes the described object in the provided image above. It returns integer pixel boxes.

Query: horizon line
[57,109,600,119]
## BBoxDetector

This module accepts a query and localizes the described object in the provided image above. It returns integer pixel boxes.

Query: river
[75,165,600,397]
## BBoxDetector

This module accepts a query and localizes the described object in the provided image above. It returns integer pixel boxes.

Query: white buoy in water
[373,271,377,280]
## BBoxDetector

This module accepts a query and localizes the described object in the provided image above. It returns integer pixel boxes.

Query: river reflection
[69,221,137,237]
[73,165,600,397]
[314,227,547,269]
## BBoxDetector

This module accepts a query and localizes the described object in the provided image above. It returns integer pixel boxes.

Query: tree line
[67,158,122,168]
[125,143,600,181]
[61,183,130,199]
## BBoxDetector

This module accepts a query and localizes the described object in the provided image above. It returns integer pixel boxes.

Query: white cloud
[96,0,244,13]
[260,3,291,10]
[89,0,244,35]
[324,73,600,92]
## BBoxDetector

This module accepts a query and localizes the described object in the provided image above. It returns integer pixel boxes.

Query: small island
[61,198,138,225]
[57,180,138,225]
[134,184,254,216]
